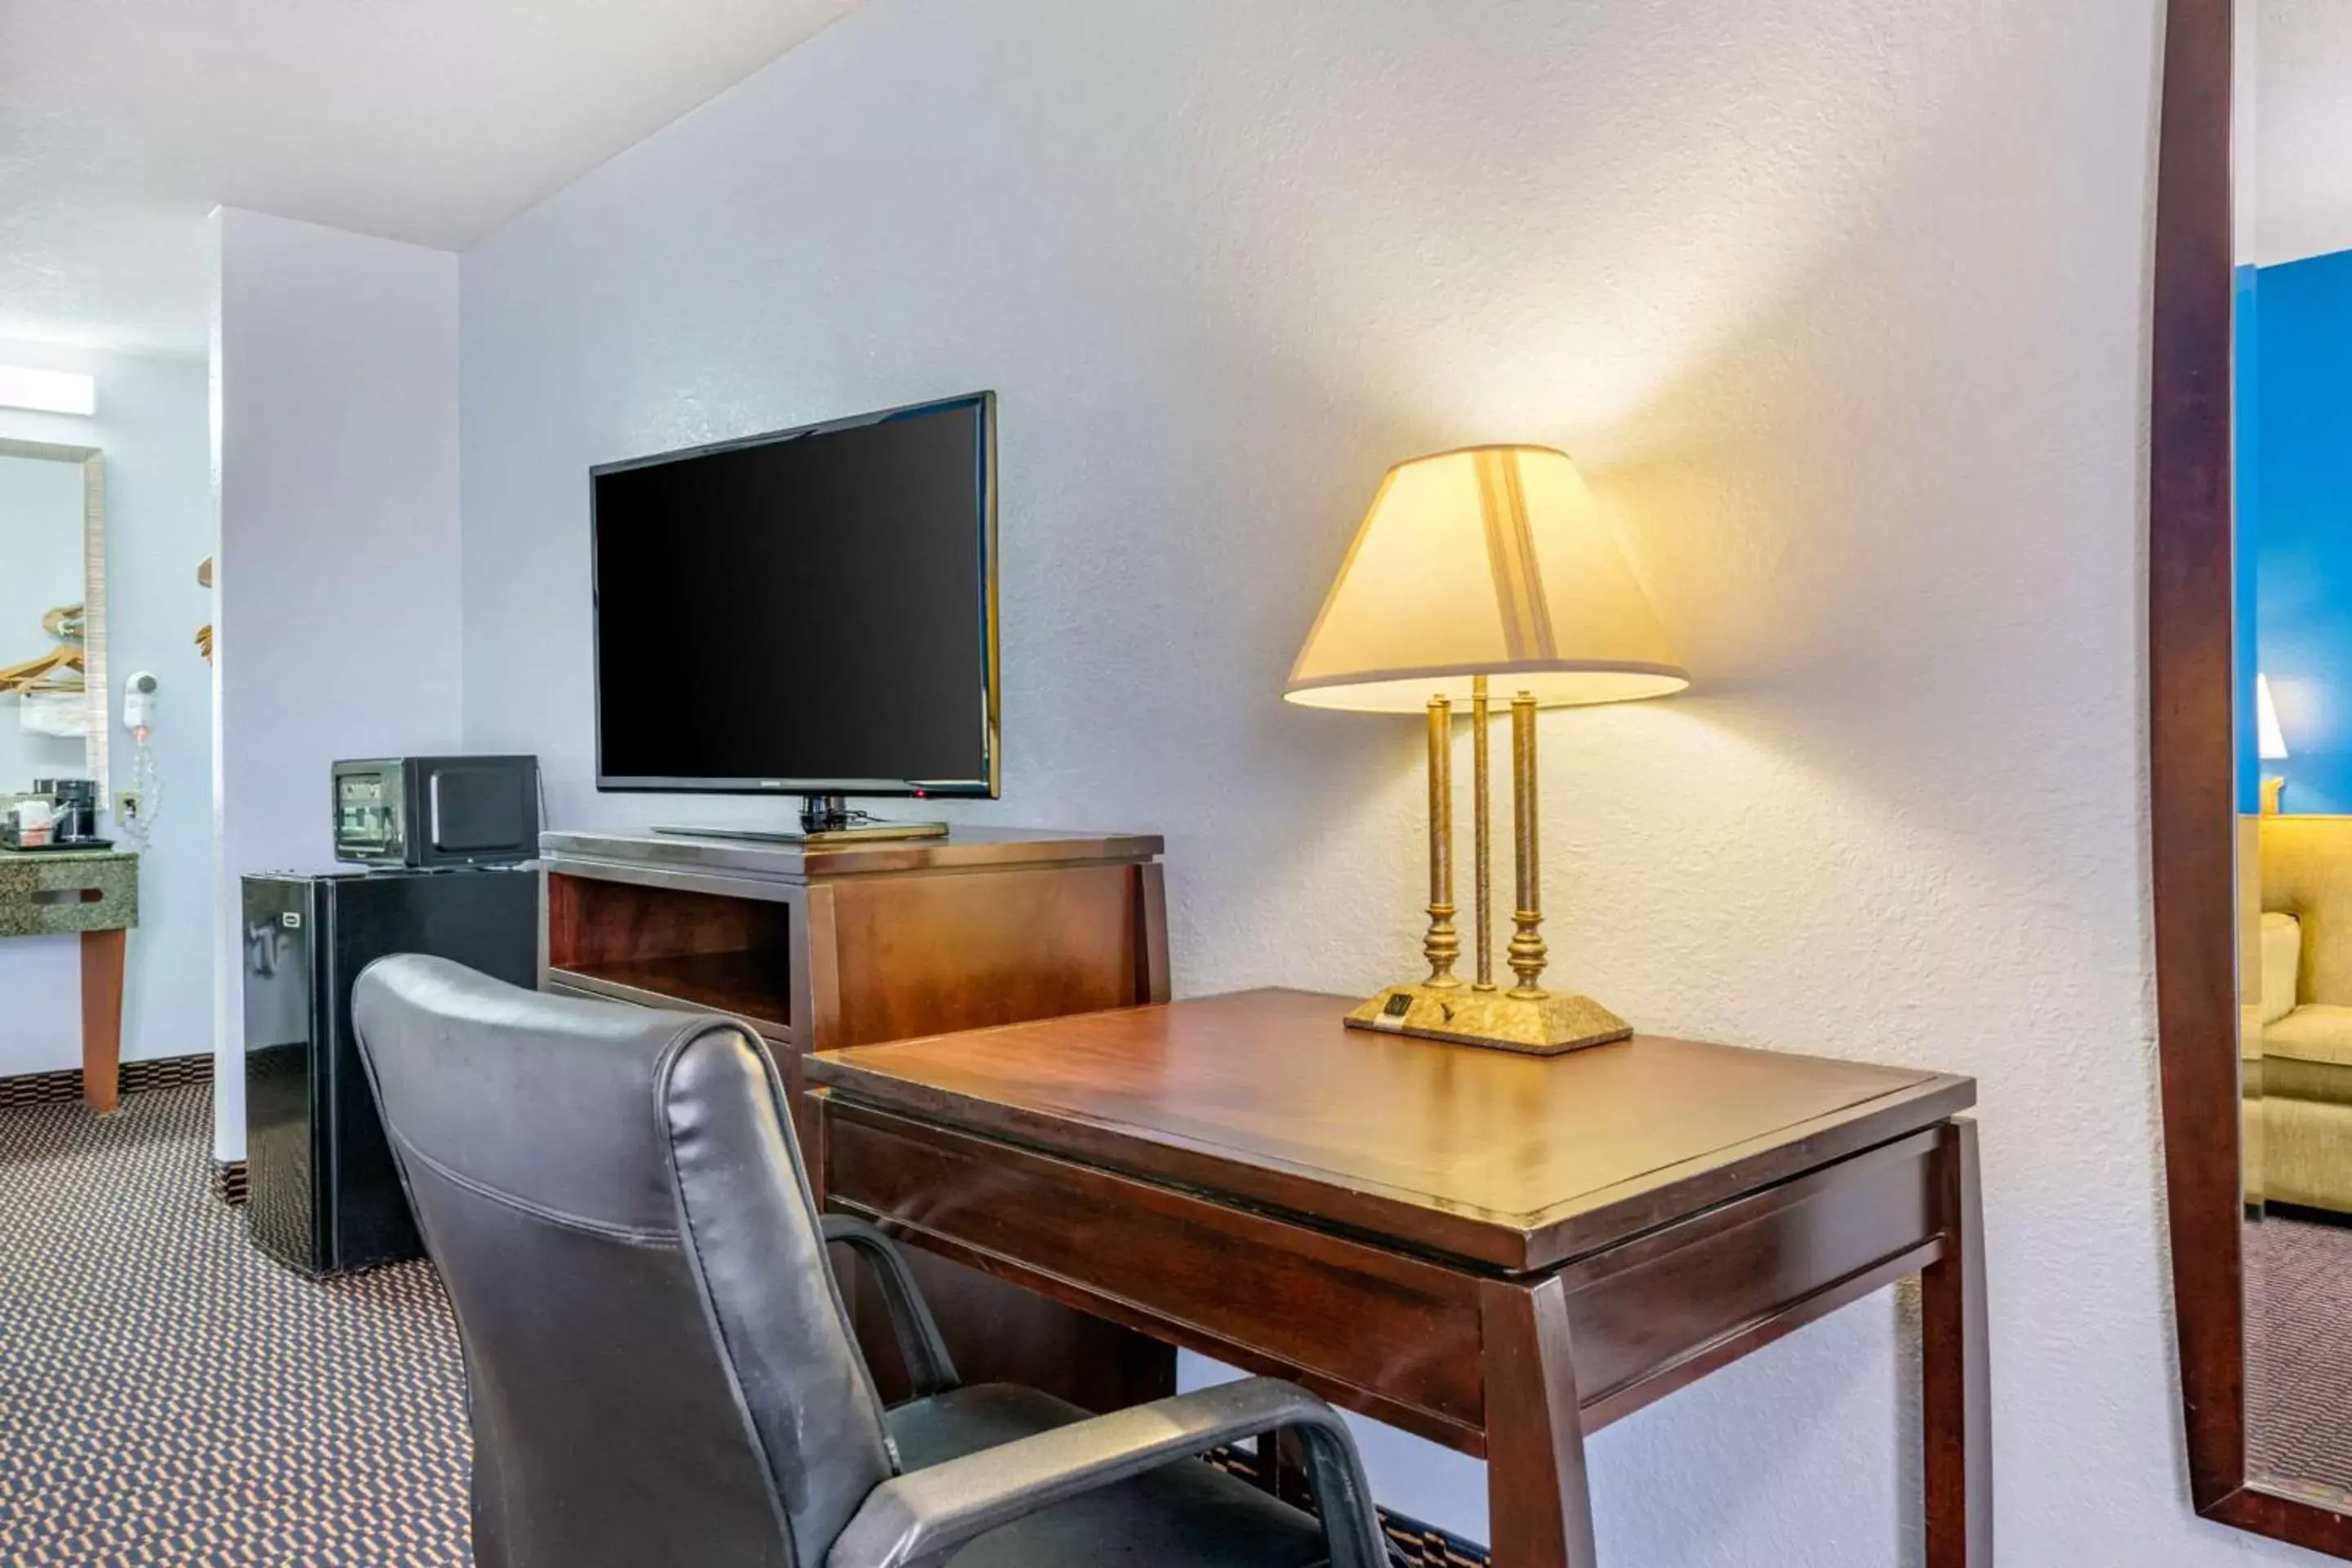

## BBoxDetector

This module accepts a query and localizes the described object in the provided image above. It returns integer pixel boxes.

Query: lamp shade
[2257,672,2289,761]
[1285,445,1687,713]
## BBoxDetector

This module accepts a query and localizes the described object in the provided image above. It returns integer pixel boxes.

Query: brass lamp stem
[1472,675,1493,989]
[1508,691,1548,997]
[1343,683,1628,1056]
[1423,695,1461,987]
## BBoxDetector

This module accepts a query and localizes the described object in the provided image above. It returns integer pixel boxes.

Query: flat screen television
[591,392,998,815]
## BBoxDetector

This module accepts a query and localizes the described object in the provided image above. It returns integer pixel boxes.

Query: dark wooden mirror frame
[2152,0,2352,1552]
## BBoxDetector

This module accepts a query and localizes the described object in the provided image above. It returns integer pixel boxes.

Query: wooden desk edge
[804,1062,1976,1272]
[1524,1072,1976,1262]
[540,829,1166,888]
[814,1097,1978,1458]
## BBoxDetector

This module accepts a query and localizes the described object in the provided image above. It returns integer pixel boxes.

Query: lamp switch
[116,791,141,826]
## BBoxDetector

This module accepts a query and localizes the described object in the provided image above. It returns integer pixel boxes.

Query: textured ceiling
[0,0,862,353]
[2255,0,2352,265]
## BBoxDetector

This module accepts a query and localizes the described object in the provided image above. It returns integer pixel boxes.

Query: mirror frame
[0,436,109,796]
[2150,0,2352,1552]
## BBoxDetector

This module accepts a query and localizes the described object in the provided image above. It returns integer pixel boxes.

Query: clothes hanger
[0,645,85,696]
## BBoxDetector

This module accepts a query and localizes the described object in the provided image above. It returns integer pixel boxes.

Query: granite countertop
[0,846,139,936]
[0,844,135,861]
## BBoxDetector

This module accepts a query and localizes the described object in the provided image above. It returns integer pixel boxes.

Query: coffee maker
[3,777,104,849]
[36,778,100,842]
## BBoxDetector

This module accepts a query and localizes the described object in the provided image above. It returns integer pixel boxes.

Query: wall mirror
[0,439,109,800]
[2152,0,2352,1553]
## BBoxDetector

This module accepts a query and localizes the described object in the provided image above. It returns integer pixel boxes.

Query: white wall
[2253,0,2352,265]
[211,209,462,1160]
[0,339,215,1079]
[457,1,2298,1562]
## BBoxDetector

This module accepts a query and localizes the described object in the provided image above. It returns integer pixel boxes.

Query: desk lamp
[2257,671,2288,814]
[1285,445,1687,1054]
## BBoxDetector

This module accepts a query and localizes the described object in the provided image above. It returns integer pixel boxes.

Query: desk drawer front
[1557,1130,1940,1428]
[825,1102,1485,1434]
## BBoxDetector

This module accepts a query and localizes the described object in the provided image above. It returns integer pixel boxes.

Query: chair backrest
[352,954,894,1568]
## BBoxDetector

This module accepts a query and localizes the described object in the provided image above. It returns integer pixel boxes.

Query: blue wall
[2246,248,2352,814]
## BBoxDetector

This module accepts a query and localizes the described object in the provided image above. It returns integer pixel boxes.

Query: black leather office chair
[351,955,1391,1568]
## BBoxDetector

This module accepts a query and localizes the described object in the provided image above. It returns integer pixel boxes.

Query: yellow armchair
[2254,816,2352,1214]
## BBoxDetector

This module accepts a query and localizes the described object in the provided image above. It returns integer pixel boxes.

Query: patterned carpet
[2,1080,1490,1567]
[2247,1211,2352,1500]
[0,1083,471,1567]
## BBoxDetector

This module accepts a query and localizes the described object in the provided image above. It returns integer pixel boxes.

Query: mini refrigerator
[242,866,538,1276]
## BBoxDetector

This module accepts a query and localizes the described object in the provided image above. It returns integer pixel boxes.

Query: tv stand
[537,823,1174,1415]
[655,793,947,845]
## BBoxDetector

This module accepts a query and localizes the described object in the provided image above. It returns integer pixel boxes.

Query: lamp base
[1343,982,1633,1056]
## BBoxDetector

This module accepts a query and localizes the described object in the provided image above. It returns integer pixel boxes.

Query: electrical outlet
[116,790,141,826]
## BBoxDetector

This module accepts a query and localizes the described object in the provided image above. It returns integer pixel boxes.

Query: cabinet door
[325,868,540,1271]
[242,878,323,1272]
[819,863,1154,1047]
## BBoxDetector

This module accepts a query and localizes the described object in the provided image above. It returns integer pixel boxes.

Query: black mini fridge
[242,866,537,1276]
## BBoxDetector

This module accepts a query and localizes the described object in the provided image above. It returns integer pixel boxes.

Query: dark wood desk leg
[80,928,126,1115]
[1922,1117,1991,1566]
[1481,1275,1599,1568]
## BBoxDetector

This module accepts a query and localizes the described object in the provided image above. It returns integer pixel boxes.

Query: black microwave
[332,756,541,868]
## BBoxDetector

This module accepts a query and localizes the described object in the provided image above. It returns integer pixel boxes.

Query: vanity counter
[0,846,137,1110]
[0,845,138,936]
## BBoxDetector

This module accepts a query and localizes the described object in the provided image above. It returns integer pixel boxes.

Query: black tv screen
[592,393,997,796]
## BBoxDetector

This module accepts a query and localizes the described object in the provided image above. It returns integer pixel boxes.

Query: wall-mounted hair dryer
[122,670,158,734]
[118,671,161,849]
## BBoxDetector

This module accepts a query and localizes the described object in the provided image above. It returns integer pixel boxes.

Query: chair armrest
[826,1377,1388,1568]
[822,1214,959,1398]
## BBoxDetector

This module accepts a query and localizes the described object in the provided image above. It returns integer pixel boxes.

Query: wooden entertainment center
[536,825,1176,1411]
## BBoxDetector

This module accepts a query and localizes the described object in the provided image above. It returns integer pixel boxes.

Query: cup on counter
[8,798,56,848]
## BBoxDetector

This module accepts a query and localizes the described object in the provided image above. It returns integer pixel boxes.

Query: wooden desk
[0,846,136,1112]
[806,988,1988,1567]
